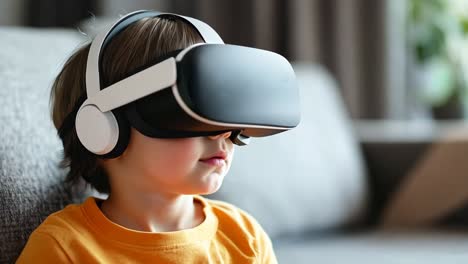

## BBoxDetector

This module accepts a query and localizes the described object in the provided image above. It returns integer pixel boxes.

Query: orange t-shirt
[17,195,277,263]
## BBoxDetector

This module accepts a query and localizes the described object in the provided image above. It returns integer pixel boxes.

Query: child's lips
[200,157,226,167]
[200,151,227,167]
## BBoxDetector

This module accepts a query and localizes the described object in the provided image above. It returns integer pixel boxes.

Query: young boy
[17,11,288,263]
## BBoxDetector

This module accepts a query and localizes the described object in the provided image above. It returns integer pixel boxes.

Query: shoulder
[17,199,91,263]
[17,230,71,263]
[32,197,90,235]
[199,196,271,243]
[202,196,260,230]
[23,197,98,248]
[199,196,278,263]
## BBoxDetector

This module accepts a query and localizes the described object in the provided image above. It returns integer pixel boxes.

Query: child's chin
[200,186,222,195]
[198,177,224,195]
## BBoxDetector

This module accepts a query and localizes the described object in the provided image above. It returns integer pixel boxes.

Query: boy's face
[109,128,234,196]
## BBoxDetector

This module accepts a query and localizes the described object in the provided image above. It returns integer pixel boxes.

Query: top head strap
[85,10,224,98]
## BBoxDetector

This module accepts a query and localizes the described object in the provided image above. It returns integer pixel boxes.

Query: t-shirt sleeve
[236,206,278,264]
[16,231,70,263]
[209,199,279,263]
[255,222,278,264]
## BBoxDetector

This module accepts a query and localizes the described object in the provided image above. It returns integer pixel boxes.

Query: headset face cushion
[127,44,301,138]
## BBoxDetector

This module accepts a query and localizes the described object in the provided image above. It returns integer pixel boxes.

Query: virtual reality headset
[59,10,301,158]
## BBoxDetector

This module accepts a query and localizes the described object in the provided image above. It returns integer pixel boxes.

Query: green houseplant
[408,0,468,119]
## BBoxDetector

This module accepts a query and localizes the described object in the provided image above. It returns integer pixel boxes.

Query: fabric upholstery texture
[0,27,86,263]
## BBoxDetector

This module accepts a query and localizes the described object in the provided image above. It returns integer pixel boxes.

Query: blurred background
[4,0,468,121]
[3,1,468,263]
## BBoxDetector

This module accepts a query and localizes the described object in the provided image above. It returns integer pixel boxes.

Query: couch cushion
[209,63,369,238]
[275,230,468,264]
[0,27,86,263]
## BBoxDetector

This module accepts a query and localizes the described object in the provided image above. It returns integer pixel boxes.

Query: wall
[0,0,26,26]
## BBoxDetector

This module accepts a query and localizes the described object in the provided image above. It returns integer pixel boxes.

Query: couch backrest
[209,63,369,238]
[0,27,86,263]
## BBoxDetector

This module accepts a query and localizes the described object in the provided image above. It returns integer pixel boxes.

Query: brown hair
[50,16,204,194]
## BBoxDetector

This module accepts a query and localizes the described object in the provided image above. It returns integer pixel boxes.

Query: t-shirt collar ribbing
[81,195,218,248]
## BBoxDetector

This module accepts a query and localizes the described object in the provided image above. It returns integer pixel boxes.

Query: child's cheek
[166,139,201,168]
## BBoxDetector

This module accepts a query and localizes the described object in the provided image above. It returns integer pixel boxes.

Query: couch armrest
[355,121,430,225]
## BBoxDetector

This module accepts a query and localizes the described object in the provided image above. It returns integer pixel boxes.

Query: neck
[100,192,205,232]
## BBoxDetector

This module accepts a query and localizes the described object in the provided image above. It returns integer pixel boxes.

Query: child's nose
[208,131,232,140]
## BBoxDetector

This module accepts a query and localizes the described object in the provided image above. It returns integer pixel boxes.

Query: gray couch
[1,26,468,264]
